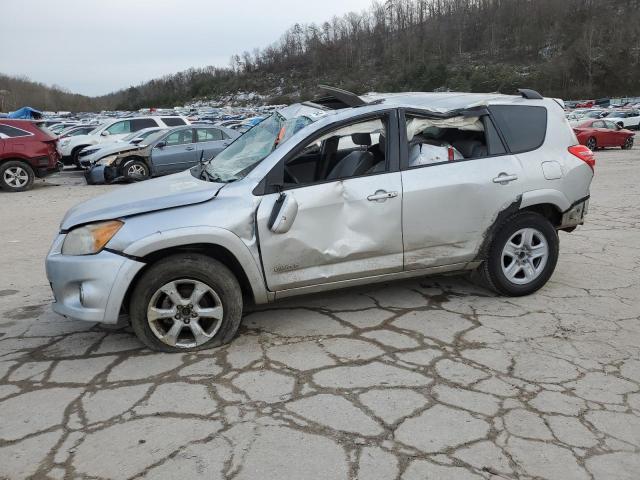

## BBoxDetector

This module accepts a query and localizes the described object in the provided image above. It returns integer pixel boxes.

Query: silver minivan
[46,88,594,352]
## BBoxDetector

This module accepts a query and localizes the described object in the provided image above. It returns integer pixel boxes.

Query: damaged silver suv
[46,87,594,352]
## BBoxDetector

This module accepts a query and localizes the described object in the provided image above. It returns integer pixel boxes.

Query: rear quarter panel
[517,100,593,211]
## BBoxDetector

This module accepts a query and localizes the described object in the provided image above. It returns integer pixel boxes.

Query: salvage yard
[1,147,639,479]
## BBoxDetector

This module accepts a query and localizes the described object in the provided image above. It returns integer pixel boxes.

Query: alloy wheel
[3,166,29,188]
[501,228,549,285]
[128,164,146,176]
[587,138,597,150]
[146,279,224,348]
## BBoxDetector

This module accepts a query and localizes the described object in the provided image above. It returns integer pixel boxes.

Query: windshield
[203,113,313,182]
[140,129,170,146]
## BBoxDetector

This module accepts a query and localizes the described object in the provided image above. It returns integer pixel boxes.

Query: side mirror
[268,193,298,234]
[101,131,109,137]
[155,141,166,149]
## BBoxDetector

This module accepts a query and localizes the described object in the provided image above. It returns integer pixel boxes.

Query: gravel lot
[1,148,639,479]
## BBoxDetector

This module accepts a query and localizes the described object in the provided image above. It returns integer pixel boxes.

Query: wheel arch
[474,193,566,263]
[120,227,270,312]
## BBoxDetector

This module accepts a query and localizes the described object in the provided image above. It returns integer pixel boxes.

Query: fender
[122,226,270,304]
[520,189,571,212]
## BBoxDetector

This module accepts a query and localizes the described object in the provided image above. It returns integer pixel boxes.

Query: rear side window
[489,105,547,153]
[161,117,186,126]
[196,128,223,141]
[0,124,32,138]
[131,118,158,131]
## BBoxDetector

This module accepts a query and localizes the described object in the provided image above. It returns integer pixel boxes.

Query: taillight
[568,145,595,171]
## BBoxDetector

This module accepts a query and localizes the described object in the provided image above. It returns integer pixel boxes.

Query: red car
[573,119,634,151]
[0,120,61,192]
[575,100,595,108]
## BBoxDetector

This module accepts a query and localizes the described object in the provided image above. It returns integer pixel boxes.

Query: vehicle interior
[406,115,489,166]
[280,114,496,186]
[283,118,387,186]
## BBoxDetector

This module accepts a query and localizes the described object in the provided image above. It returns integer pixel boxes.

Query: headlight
[61,220,123,255]
[60,139,70,146]
[97,154,119,166]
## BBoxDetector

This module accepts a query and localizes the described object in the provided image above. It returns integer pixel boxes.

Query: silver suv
[46,88,594,352]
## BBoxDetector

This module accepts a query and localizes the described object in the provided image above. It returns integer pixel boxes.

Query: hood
[87,143,141,162]
[60,170,223,231]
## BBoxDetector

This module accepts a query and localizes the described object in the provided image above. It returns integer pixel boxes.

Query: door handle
[185,146,195,151]
[492,173,518,184]
[367,190,398,202]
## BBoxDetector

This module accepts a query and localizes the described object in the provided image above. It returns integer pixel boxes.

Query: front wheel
[586,137,597,151]
[0,161,35,192]
[123,159,150,182]
[478,212,559,296]
[129,253,243,352]
[622,136,634,150]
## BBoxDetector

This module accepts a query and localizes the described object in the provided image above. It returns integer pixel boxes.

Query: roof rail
[518,88,544,100]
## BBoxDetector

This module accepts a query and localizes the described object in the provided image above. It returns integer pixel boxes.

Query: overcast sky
[1,0,373,96]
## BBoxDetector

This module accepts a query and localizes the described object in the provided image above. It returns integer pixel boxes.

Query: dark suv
[0,120,61,192]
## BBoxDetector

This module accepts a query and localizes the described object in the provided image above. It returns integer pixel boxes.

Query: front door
[256,113,404,291]
[152,129,197,175]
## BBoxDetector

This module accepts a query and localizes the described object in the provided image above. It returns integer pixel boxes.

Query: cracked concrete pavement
[0,147,639,479]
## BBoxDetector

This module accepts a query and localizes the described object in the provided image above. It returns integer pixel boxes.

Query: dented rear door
[256,172,404,291]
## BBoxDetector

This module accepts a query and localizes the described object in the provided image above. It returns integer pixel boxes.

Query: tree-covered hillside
[3,0,639,112]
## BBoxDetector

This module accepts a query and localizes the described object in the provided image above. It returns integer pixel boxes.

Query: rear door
[400,108,528,269]
[151,129,198,174]
[195,128,230,160]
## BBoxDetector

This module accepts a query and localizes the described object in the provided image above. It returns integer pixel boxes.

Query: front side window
[592,120,605,128]
[604,120,618,129]
[197,128,223,142]
[282,117,387,187]
[405,114,489,167]
[106,121,131,135]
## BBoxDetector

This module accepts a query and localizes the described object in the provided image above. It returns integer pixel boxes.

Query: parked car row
[82,125,239,184]
[58,115,190,167]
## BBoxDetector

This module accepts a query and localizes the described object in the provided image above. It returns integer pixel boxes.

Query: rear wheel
[0,160,35,192]
[478,212,559,296]
[622,136,634,150]
[129,253,243,352]
[586,137,597,151]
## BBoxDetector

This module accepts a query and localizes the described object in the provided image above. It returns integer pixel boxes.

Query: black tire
[129,253,243,352]
[71,146,89,169]
[0,160,35,192]
[122,159,150,182]
[586,137,597,151]
[477,211,559,297]
[622,136,634,150]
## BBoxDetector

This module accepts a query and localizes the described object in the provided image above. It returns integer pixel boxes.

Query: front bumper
[46,235,145,323]
[83,164,107,185]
